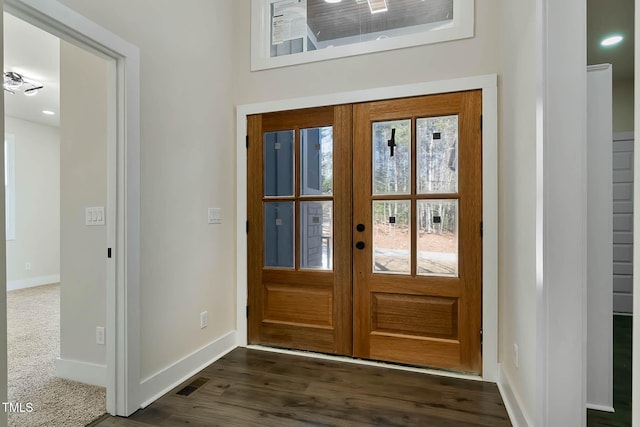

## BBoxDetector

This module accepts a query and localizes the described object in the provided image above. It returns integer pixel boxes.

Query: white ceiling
[3,12,60,128]
[587,0,634,82]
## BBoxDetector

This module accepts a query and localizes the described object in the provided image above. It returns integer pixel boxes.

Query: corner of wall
[138,331,237,409]
[497,364,535,427]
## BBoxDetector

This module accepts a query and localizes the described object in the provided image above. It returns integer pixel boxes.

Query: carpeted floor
[7,283,106,427]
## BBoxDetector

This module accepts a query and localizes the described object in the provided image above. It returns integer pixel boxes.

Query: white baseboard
[586,403,615,413]
[55,357,107,387]
[7,275,60,291]
[139,331,237,408]
[497,364,534,427]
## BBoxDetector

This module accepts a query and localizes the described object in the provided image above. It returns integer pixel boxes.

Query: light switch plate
[208,208,222,224]
[86,207,106,226]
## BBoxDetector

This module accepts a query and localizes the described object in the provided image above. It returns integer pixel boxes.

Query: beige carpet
[7,283,106,427]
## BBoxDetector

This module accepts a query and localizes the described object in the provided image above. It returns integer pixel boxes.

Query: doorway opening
[237,76,498,381]
[3,11,112,426]
[2,0,142,417]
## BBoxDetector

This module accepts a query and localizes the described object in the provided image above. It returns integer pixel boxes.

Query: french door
[247,91,483,373]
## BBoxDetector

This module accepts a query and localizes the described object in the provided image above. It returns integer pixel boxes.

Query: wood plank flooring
[91,348,511,426]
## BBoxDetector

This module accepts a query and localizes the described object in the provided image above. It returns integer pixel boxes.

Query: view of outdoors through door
[248,91,482,373]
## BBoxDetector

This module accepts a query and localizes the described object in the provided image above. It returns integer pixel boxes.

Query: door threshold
[246,344,485,382]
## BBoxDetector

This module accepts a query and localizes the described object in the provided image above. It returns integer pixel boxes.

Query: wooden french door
[248,91,483,373]
[247,106,354,355]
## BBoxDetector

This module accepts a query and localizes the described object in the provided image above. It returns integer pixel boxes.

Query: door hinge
[480,221,483,238]
[480,328,483,354]
[107,248,112,258]
[246,135,249,149]
[480,115,483,132]
[246,221,249,234]
[246,305,249,318]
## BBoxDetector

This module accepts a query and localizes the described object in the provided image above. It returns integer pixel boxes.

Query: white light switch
[85,207,105,226]
[208,208,222,224]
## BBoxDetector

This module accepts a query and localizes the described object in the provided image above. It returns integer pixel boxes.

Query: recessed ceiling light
[601,35,624,47]
[325,0,342,3]
[42,110,55,116]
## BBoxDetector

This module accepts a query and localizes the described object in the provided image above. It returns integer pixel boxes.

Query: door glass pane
[264,202,295,268]
[264,130,295,197]
[300,127,333,196]
[417,199,458,277]
[300,201,333,270]
[372,120,411,195]
[417,115,458,194]
[373,200,411,275]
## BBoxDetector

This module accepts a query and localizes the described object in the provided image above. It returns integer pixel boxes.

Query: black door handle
[356,224,365,232]
[355,241,365,250]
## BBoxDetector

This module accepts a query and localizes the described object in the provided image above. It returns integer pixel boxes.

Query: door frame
[3,0,142,416]
[236,74,499,381]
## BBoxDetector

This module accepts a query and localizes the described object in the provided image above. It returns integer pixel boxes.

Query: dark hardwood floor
[587,315,632,427]
[90,348,511,426]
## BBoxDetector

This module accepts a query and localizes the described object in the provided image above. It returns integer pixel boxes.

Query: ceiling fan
[3,71,44,96]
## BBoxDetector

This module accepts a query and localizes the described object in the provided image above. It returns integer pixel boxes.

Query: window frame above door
[250,0,475,71]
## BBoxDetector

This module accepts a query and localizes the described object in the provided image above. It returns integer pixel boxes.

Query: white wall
[56,0,237,382]
[500,1,537,423]
[4,116,60,290]
[59,40,108,367]
[613,78,634,132]
[233,2,502,104]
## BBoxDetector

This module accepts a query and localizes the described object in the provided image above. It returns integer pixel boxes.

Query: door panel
[248,106,353,355]
[353,91,482,373]
[248,91,482,373]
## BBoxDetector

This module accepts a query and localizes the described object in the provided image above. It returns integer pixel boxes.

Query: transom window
[251,0,475,70]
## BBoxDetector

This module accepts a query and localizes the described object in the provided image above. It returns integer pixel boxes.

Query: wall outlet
[200,311,208,329]
[96,326,105,345]
[24,262,31,271]
[513,344,519,368]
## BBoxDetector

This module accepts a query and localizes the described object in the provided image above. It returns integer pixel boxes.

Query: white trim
[249,345,483,381]
[4,0,141,417]
[7,275,59,291]
[55,358,107,388]
[236,74,499,381]
[585,403,615,413]
[497,364,534,427]
[139,331,237,409]
[537,0,588,424]
[251,0,474,70]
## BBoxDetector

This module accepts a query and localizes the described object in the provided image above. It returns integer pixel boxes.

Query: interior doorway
[247,91,483,373]
[3,11,111,426]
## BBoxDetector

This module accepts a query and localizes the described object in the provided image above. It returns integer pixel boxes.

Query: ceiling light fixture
[3,71,44,95]
[367,0,388,14]
[41,110,55,116]
[324,0,342,3]
[601,35,624,47]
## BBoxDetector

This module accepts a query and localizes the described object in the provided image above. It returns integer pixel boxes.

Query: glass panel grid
[417,115,459,194]
[264,202,295,268]
[300,201,333,270]
[264,130,295,197]
[300,127,333,196]
[372,200,411,275]
[372,120,411,196]
[417,199,458,277]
